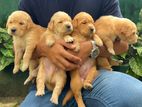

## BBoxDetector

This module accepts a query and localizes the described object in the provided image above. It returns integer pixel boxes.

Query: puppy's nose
[11,28,16,33]
[90,28,94,33]
[66,25,71,29]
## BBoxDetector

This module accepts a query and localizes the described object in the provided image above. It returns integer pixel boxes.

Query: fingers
[57,56,79,71]
[61,49,81,64]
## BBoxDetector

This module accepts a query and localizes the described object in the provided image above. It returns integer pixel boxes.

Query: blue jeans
[20,70,142,107]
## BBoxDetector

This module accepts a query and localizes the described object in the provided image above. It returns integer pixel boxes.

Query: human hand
[99,40,129,57]
[36,39,81,71]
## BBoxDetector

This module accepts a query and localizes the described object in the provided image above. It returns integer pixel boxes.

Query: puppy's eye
[58,21,63,23]
[19,22,24,25]
[9,21,12,24]
[82,21,87,24]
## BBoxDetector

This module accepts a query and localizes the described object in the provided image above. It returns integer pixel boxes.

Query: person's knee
[82,71,142,107]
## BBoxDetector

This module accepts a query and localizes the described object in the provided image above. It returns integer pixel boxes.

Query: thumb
[60,40,76,50]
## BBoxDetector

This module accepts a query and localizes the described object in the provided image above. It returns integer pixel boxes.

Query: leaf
[129,57,142,76]
[133,46,142,56]
[0,48,14,57]
[0,56,13,71]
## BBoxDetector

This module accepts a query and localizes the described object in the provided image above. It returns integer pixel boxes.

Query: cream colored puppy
[36,11,74,105]
[6,11,46,76]
[94,15,138,70]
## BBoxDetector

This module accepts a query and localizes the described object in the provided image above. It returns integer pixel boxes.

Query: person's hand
[99,40,129,57]
[36,39,81,71]
[68,41,93,63]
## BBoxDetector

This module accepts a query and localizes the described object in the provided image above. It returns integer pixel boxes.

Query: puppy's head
[48,11,73,35]
[73,12,95,38]
[6,11,33,37]
[118,18,138,44]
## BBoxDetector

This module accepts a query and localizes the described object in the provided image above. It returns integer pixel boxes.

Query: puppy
[6,11,46,75]
[62,12,103,107]
[94,15,138,70]
[36,11,74,105]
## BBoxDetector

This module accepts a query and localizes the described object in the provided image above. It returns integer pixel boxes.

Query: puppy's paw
[21,64,28,72]
[64,35,74,43]
[46,39,55,47]
[36,90,45,96]
[50,95,58,105]
[13,66,19,74]
[96,40,103,47]
[83,82,93,90]
[74,44,80,52]
[24,77,32,85]
[108,48,115,55]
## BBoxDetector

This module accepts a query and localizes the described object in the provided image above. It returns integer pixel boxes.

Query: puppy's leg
[70,70,86,107]
[24,59,39,85]
[36,58,46,96]
[94,34,103,46]
[13,49,23,74]
[97,57,112,71]
[62,89,73,106]
[50,70,66,105]
[83,61,98,90]
[103,38,115,55]
[22,44,36,71]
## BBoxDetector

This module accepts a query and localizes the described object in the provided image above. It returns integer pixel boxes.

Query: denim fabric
[20,70,142,107]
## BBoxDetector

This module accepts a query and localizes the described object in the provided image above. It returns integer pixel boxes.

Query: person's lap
[20,69,142,107]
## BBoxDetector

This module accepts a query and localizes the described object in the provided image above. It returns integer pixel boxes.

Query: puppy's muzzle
[66,25,73,32]
[11,28,17,33]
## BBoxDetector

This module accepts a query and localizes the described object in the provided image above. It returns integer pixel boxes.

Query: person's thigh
[81,70,142,107]
[20,84,68,107]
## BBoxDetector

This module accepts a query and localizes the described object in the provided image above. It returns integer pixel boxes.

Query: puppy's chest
[13,36,26,49]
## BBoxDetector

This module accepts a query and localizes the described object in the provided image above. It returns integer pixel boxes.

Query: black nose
[66,25,71,29]
[90,28,94,32]
[11,28,16,33]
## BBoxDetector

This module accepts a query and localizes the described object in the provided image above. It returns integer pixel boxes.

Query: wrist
[90,40,100,59]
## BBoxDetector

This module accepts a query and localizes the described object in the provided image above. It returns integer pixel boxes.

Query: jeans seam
[84,95,112,107]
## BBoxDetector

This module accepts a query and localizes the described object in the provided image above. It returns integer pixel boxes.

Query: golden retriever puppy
[36,11,74,105]
[62,12,103,107]
[6,11,46,83]
[94,15,138,70]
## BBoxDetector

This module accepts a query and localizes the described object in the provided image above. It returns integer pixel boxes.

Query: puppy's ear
[26,16,34,30]
[72,19,78,28]
[48,21,54,31]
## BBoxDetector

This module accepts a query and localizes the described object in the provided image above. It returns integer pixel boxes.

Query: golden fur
[94,15,138,70]
[36,11,74,105]
[6,11,46,76]
[62,12,103,107]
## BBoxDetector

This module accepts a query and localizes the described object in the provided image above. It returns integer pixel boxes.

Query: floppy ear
[48,21,54,31]
[27,17,34,30]
[72,19,78,28]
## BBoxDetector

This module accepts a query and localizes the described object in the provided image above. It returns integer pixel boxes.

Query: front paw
[13,66,20,74]
[46,39,55,47]
[36,90,45,96]
[108,48,115,55]
[21,64,28,72]
[64,35,74,43]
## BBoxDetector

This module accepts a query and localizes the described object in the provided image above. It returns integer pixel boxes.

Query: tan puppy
[62,12,103,107]
[36,11,74,105]
[6,11,46,75]
[94,15,138,70]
